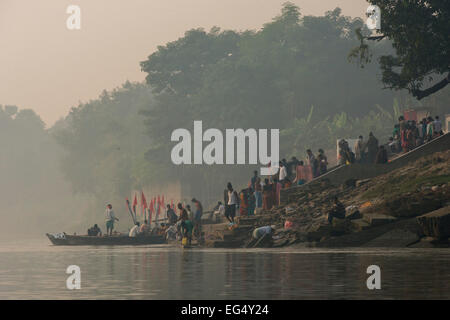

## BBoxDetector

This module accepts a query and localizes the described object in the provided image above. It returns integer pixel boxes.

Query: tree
[349,0,450,100]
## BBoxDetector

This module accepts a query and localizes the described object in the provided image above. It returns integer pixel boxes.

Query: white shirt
[228,191,238,205]
[417,124,423,137]
[129,225,140,237]
[279,166,287,181]
[218,204,225,215]
[105,208,116,222]
[254,226,273,238]
[434,120,442,133]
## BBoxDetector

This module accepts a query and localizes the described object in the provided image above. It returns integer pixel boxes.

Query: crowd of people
[215,148,330,226]
[219,114,445,223]
[155,199,204,245]
[339,115,444,166]
[392,115,443,153]
[88,114,445,238]
[85,199,205,247]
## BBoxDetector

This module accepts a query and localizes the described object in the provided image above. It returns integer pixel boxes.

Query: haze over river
[0,239,449,299]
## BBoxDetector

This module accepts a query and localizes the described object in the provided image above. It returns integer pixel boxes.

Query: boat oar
[126,198,137,225]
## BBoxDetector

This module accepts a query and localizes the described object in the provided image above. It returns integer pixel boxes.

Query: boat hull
[46,233,166,246]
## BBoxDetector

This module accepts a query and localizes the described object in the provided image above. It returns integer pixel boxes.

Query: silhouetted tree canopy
[350,0,450,100]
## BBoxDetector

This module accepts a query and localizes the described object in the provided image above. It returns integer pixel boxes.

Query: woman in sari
[239,189,249,216]
[262,178,273,210]
[248,189,256,216]
[254,177,263,208]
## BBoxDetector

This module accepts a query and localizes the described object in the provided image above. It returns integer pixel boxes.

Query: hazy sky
[0,0,368,126]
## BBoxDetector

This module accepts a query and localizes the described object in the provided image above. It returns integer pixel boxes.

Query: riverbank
[203,150,450,249]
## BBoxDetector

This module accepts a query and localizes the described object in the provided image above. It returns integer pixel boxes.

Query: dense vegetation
[350,0,450,100]
[55,3,449,208]
[2,3,449,232]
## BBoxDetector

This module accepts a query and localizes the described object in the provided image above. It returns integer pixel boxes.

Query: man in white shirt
[434,116,442,135]
[105,204,119,236]
[129,222,140,237]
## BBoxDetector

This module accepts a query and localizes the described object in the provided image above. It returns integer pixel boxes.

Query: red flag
[141,192,148,218]
[148,199,153,224]
[156,195,161,217]
[141,191,148,209]
[132,194,138,214]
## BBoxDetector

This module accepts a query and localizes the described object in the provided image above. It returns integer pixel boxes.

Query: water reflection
[0,242,449,299]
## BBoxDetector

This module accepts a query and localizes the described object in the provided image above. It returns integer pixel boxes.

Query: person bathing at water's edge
[178,203,193,245]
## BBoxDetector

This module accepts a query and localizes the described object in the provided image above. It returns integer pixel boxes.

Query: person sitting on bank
[87,224,102,236]
[129,222,140,237]
[252,225,276,240]
[327,197,346,224]
[105,204,119,236]
[139,220,150,235]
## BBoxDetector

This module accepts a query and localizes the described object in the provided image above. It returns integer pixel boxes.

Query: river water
[0,239,449,299]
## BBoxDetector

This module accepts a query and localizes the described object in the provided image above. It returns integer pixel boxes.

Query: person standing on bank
[191,198,203,239]
[105,204,119,236]
[354,136,364,163]
[224,183,239,224]
[317,149,328,175]
[365,132,379,164]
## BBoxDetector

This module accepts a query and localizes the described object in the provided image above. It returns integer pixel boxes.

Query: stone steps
[417,206,450,240]
[351,219,371,231]
[363,213,397,226]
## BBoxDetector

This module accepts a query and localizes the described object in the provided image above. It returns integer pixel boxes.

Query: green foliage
[280,104,399,158]
[140,4,397,150]
[51,3,450,210]
[350,0,450,100]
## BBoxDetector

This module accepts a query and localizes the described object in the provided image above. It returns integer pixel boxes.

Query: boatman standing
[105,204,119,236]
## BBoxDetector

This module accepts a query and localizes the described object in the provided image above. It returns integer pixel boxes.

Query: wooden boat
[46,233,166,246]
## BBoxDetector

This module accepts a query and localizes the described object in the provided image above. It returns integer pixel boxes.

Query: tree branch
[412,74,450,100]
[367,34,386,41]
